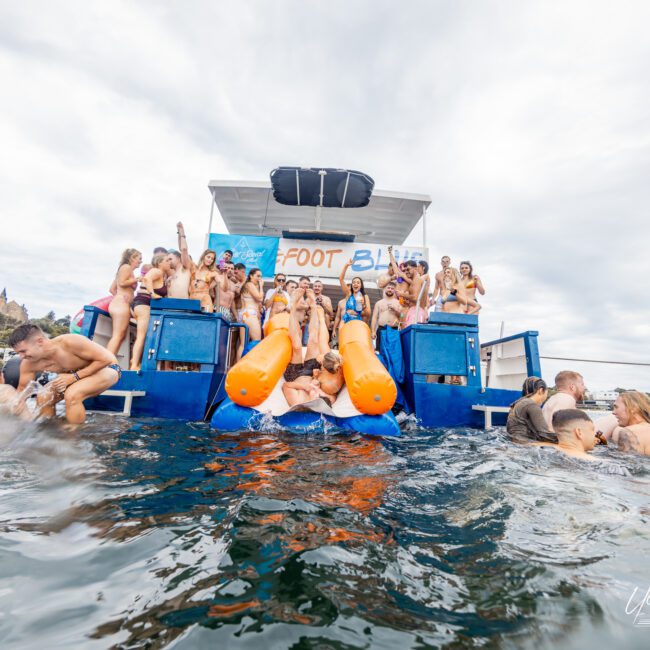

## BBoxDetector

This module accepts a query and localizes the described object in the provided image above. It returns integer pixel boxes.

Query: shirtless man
[371,282,401,339]
[331,298,346,347]
[612,391,650,455]
[215,261,237,321]
[431,255,451,310]
[167,222,192,299]
[282,290,343,408]
[535,409,598,460]
[393,260,427,327]
[542,370,586,430]
[313,280,334,330]
[10,324,120,424]
[232,263,246,316]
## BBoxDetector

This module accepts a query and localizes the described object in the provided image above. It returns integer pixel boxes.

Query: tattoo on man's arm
[618,428,640,452]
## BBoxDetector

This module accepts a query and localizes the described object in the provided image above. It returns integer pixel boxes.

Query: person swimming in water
[534,409,600,460]
[9,324,120,424]
[106,248,142,357]
[130,254,172,371]
[612,391,650,455]
[506,377,558,443]
[282,290,342,409]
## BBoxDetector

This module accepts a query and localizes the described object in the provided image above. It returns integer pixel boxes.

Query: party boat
[82,167,540,434]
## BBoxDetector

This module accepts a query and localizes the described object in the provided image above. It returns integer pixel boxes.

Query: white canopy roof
[207,180,431,245]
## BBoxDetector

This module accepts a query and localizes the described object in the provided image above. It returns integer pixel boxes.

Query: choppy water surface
[1,415,649,649]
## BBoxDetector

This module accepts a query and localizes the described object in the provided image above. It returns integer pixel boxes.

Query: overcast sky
[1,1,649,390]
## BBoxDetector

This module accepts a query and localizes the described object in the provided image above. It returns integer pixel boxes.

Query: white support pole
[421,204,427,250]
[205,189,216,249]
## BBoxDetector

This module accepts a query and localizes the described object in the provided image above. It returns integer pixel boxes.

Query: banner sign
[207,233,279,278]
[207,234,428,282]
[275,239,428,282]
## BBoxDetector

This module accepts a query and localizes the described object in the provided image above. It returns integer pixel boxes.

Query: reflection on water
[1,414,649,649]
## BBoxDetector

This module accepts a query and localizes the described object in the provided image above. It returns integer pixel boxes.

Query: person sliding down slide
[282,290,343,409]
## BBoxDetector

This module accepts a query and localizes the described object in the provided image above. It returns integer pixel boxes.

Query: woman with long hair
[189,249,219,312]
[107,248,142,357]
[506,377,558,443]
[612,391,650,455]
[339,259,371,326]
[130,254,172,370]
[440,268,481,315]
[240,268,265,342]
[459,260,485,304]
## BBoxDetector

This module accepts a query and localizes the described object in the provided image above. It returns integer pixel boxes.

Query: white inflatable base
[252,378,363,419]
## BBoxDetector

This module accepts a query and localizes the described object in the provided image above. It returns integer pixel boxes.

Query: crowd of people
[103,223,487,372]
[506,370,650,459]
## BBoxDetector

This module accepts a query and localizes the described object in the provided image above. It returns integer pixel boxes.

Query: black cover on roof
[270,167,374,208]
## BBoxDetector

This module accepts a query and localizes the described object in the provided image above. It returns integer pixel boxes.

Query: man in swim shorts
[431,255,451,311]
[214,261,237,322]
[10,324,121,425]
[371,282,402,340]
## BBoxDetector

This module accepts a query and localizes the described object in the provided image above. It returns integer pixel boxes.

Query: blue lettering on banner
[353,247,424,273]
[208,233,279,278]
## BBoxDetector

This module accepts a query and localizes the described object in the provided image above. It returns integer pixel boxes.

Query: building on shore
[0,288,28,324]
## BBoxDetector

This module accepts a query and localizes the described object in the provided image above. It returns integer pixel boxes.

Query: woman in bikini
[130,254,172,370]
[189,249,219,312]
[459,260,485,305]
[440,267,481,315]
[240,268,265,342]
[338,259,371,328]
[107,248,142,357]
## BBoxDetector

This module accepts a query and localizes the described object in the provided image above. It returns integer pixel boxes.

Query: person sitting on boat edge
[506,377,558,443]
[339,260,371,326]
[9,324,121,425]
[534,409,599,460]
[459,260,485,305]
[440,267,480,315]
[611,391,650,456]
[282,289,342,409]
[542,370,586,431]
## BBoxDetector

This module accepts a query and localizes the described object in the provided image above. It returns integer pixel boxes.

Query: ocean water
[1,415,649,649]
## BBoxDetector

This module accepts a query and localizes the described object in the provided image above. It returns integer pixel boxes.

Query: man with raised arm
[167,221,193,299]
[392,259,427,327]
[10,324,120,425]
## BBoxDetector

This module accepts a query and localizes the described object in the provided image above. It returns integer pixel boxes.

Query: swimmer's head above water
[552,409,600,452]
